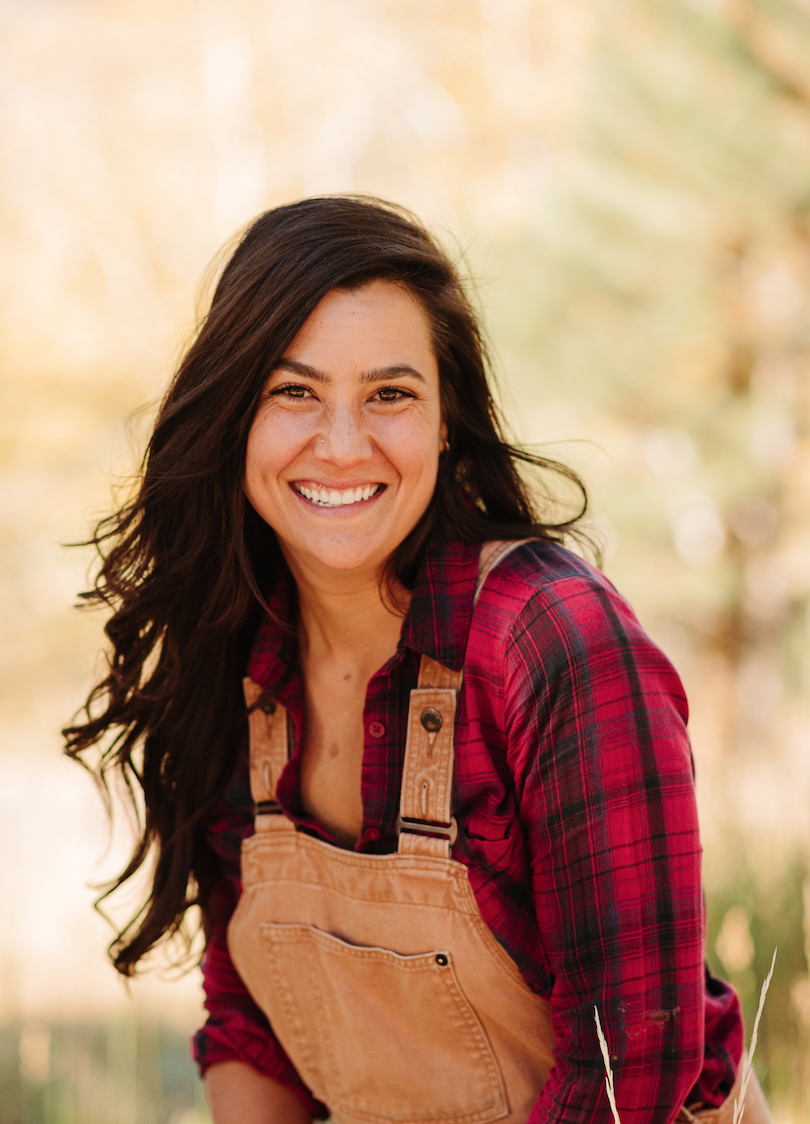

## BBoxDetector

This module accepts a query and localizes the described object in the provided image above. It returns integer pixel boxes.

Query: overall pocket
[259,923,509,1124]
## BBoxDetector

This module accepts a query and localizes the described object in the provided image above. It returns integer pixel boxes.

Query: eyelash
[375,386,415,402]
[270,383,415,403]
[271,383,311,399]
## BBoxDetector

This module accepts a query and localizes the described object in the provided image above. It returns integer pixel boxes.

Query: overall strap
[397,656,463,858]
[398,539,536,858]
[243,678,295,834]
[474,539,536,606]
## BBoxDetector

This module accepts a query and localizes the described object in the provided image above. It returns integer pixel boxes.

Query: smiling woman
[64,197,763,1124]
[245,282,445,578]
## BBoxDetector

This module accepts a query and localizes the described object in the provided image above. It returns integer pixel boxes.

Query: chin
[295,535,390,575]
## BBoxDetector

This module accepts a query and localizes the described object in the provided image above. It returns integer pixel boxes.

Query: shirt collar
[398,533,480,672]
[247,530,482,687]
[246,569,298,690]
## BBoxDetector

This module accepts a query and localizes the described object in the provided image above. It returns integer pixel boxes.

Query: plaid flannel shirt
[193,535,742,1123]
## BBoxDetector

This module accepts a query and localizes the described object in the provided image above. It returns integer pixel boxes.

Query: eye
[374,386,414,403]
[270,383,313,400]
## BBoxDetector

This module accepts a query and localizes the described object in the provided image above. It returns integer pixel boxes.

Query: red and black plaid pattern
[193,535,742,1123]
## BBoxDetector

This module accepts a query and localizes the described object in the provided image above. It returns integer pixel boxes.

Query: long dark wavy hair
[63,195,588,976]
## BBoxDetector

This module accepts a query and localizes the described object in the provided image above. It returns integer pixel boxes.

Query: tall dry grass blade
[731,947,777,1124]
[594,1006,622,1124]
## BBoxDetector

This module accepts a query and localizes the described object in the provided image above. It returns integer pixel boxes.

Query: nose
[316,402,370,465]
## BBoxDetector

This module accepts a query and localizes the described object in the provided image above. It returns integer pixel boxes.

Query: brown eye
[375,386,412,402]
[272,384,311,399]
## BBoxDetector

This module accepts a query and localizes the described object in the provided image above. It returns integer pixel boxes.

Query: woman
[65,196,760,1123]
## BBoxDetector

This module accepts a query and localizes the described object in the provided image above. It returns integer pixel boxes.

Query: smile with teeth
[294,482,382,507]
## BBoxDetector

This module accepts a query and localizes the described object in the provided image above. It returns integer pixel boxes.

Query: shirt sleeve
[503,571,719,1123]
[192,741,328,1119]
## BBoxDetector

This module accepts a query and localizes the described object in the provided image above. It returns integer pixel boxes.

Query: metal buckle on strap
[398,816,458,844]
[255,799,283,816]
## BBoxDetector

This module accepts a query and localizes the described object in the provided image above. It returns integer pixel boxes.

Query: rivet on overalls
[435,953,448,966]
[420,707,443,733]
[420,707,443,753]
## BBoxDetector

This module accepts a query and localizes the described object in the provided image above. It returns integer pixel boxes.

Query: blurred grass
[0,1019,210,1124]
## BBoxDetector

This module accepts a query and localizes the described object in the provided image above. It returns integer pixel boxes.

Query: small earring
[320,438,325,444]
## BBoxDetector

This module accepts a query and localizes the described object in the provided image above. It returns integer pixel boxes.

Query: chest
[298,662,368,847]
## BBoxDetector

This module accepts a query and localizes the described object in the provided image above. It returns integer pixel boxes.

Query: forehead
[287,280,434,357]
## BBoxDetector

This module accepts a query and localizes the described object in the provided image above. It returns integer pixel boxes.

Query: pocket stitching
[260,922,509,1124]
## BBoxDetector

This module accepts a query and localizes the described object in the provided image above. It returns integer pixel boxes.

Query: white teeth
[295,483,380,506]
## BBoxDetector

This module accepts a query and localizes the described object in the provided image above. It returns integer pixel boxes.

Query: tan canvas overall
[228,543,770,1124]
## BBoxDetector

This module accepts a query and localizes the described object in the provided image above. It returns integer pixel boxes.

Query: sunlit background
[1,0,809,1120]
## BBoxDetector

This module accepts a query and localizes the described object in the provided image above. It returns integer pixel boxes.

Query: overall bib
[227,544,769,1124]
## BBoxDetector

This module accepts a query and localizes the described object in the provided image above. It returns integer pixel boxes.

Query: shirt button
[363,827,381,842]
[368,721,386,738]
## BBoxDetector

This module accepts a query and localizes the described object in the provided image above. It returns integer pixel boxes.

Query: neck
[287,555,411,677]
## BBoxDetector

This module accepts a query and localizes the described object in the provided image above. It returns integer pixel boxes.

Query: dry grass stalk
[594,1005,622,1124]
[594,947,776,1124]
[732,947,777,1124]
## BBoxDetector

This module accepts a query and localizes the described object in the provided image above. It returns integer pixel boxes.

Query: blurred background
[1,0,808,1120]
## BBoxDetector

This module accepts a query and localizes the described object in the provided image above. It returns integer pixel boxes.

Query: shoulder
[473,538,639,648]
[470,539,685,707]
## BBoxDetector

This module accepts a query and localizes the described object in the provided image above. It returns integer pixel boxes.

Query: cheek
[385,431,439,486]
[244,422,286,506]
[382,422,441,509]
[245,412,305,478]
[373,403,443,459]
[244,426,267,488]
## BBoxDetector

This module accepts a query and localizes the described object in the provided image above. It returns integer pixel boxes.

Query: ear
[439,419,448,451]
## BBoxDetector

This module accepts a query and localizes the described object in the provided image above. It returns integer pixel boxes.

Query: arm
[205,1062,312,1124]
[506,575,706,1122]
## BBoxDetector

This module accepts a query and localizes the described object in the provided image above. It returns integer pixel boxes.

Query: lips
[293,482,382,507]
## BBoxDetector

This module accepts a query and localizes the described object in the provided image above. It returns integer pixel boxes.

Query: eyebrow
[273,358,426,384]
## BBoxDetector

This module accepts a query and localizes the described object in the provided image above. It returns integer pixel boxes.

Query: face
[245,279,446,584]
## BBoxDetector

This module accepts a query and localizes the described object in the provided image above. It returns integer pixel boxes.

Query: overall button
[368,721,386,738]
[435,954,448,966]
[420,708,443,733]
